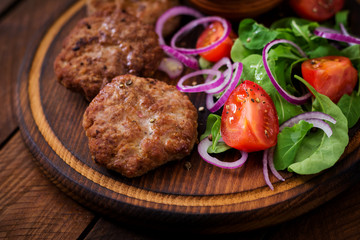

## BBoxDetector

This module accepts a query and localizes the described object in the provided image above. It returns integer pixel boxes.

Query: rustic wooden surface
[2,0,360,239]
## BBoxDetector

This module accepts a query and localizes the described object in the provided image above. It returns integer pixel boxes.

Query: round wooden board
[16,0,360,233]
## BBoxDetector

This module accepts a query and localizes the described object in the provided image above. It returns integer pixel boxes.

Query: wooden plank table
[1,0,360,239]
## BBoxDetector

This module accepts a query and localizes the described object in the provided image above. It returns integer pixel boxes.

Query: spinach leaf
[308,44,341,58]
[337,91,360,128]
[207,142,232,154]
[272,93,304,125]
[230,38,256,62]
[239,19,278,50]
[270,17,313,30]
[199,57,213,70]
[274,120,313,170]
[200,113,220,141]
[342,45,360,79]
[289,76,349,174]
[200,114,231,153]
[335,10,349,29]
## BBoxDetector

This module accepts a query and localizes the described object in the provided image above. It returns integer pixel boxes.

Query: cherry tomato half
[289,0,344,22]
[221,81,279,152]
[196,21,236,62]
[301,56,358,103]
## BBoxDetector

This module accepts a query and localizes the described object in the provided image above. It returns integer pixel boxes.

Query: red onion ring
[158,57,184,79]
[279,111,336,131]
[314,26,360,45]
[155,6,204,46]
[176,69,224,93]
[205,57,233,94]
[262,39,312,105]
[206,62,243,112]
[161,45,199,69]
[267,147,285,182]
[339,23,356,46]
[262,149,274,190]
[266,111,336,188]
[280,112,334,137]
[198,138,248,169]
[170,16,231,55]
[304,119,333,137]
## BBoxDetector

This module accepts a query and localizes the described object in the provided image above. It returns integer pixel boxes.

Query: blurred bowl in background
[187,0,284,19]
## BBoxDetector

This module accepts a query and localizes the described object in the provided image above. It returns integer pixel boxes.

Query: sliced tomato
[289,0,344,22]
[196,21,235,62]
[301,56,358,103]
[221,81,279,152]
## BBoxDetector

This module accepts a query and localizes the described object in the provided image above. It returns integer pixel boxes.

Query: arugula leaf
[238,19,278,50]
[274,120,313,170]
[289,76,349,174]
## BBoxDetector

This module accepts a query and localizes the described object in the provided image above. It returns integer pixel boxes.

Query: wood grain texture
[84,217,270,240]
[0,133,95,239]
[0,0,77,145]
[0,0,17,16]
[267,181,360,240]
[15,0,360,234]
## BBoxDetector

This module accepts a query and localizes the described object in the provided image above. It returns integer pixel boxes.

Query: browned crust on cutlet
[82,74,198,178]
[54,11,164,101]
[86,0,180,36]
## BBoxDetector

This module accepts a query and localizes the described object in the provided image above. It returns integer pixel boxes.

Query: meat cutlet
[86,0,179,36]
[82,74,198,178]
[54,11,163,101]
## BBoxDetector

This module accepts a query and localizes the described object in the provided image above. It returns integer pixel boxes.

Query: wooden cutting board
[15,0,360,233]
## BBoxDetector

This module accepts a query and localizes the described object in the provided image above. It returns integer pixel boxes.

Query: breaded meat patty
[54,11,163,101]
[86,0,179,36]
[82,74,198,178]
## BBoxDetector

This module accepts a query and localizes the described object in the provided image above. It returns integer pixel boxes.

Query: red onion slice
[262,39,312,105]
[267,147,285,182]
[170,16,231,55]
[339,23,356,46]
[158,57,184,79]
[155,6,204,46]
[177,69,224,93]
[161,45,199,69]
[205,57,233,94]
[262,149,274,190]
[198,138,248,169]
[301,119,333,137]
[279,112,335,138]
[206,62,243,112]
[279,111,336,131]
[314,26,360,45]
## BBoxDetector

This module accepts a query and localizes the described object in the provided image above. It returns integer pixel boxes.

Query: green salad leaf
[274,120,313,170]
[200,114,231,154]
[201,13,358,179]
[287,76,349,174]
[337,91,360,128]
[239,19,278,50]
[230,38,255,62]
